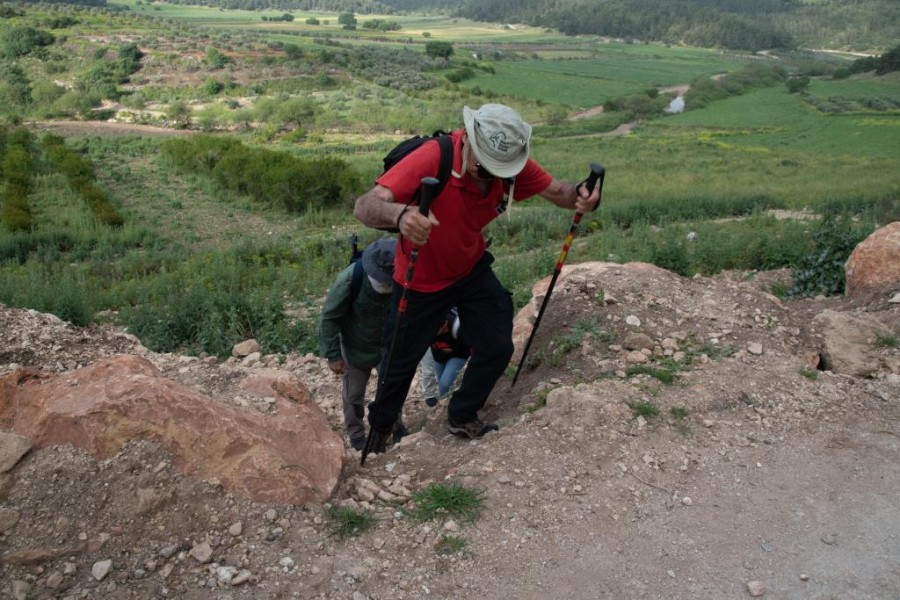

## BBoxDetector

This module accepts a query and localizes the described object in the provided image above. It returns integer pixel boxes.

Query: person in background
[429,307,470,400]
[317,239,398,451]
[353,103,600,451]
[419,349,440,408]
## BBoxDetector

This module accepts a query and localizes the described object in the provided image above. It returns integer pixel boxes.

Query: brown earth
[1,262,898,600]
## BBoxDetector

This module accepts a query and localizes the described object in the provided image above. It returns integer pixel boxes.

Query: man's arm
[538,177,600,214]
[354,184,438,246]
[353,185,406,230]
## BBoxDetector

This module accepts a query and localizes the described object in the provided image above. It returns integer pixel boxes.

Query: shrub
[788,218,872,298]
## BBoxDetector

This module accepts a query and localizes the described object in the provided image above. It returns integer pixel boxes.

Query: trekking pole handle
[575,162,605,220]
[418,176,439,217]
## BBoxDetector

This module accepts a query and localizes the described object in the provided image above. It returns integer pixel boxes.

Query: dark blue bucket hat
[361,238,396,284]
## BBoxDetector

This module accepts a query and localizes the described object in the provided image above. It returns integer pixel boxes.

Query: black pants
[369,253,513,429]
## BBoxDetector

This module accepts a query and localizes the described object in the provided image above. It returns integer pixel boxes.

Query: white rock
[625,315,642,327]
[216,566,237,584]
[231,569,253,586]
[748,342,763,355]
[189,541,213,564]
[747,580,767,596]
[91,559,113,581]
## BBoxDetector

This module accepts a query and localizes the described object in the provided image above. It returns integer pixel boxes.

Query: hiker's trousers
[369,253,513,429]
[342,361,374,441]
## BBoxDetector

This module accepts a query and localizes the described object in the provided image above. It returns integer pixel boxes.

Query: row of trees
[1,128,34,232]
[0,129,124,233]
[41,135,125,227]
[162,0,395,13]
[161,135,360,213]
[455,0,792,52]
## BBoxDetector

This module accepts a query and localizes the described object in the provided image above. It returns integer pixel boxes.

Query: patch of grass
[408,482,484,524]
[876,335,898,349]
[799,366,819,380]
[626,364,677,384]
[524,385,554,413]
[548,316,614,366]
[670,406,689,420]
[324,505,374,539]
[435,535,468,555]
[627,400,660,419]
[690,342,737,361]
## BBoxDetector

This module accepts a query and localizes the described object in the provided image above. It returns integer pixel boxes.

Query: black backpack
[348,234,366,304]
[379,131,454,232]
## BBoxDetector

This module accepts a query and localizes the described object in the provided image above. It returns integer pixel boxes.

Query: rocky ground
[1,261,898,600]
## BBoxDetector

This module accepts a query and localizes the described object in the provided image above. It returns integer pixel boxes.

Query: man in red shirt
[354,103,600,451]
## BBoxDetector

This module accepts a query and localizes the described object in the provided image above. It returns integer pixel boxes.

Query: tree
[205,47,230,69]
[167,100,192,128]
[425,41,453,60]
[0,25,53,58]
[337,12,356,30]
[786,76,810,94]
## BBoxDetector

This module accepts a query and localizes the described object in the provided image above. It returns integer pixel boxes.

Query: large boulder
[0,355,344,505]
[811,309,895,378]
[845,221,900,298]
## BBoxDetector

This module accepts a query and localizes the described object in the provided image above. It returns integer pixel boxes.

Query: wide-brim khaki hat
[463,104,531,179]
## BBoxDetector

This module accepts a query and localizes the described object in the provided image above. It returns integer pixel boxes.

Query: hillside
[1,258,898,599]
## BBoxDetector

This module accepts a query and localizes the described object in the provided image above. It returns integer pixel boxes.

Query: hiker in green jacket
[318,239,398,451]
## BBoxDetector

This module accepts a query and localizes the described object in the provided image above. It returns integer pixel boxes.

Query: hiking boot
[425,396,438,408]
[448,418,499,440]
[366,426,393,455]
[349,436,366,452]
[392,421,410,444]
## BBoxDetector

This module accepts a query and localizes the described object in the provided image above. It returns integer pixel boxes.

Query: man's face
[463,133,495,182]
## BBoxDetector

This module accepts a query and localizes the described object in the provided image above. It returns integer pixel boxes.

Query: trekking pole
[361,176,440,466]
[511,163,605,388]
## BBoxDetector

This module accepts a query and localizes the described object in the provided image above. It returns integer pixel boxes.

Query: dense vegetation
[0,3,897,358]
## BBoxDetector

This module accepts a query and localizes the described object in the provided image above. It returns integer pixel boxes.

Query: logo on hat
[489,132,510,153]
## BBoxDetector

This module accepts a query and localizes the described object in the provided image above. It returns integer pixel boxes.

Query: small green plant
[770,281,789,299]
[626,365,676,384]
[409,482,484,523]
[690,342,737,361]
[524,386,553,413]
[788,218,870,298]
[548,317,612,366]
[627,400,659,419]
[435,535,468,555]
[670,406,689,420]
[324,505,374,539]
[876,334,898,349]
[799,366,819,380]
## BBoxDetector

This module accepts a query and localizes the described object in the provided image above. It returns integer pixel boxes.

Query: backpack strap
[379,134,454,234]
[433,134,453,198]
[349,260,365,304]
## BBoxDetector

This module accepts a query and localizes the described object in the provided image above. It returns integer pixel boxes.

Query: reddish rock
[845,222,900,298]
[0,355,343,505]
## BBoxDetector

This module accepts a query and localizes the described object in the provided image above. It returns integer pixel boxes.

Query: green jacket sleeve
[317,266,354,361]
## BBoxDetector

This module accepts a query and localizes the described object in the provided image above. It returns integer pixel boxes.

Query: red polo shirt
[377,129,553,292]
